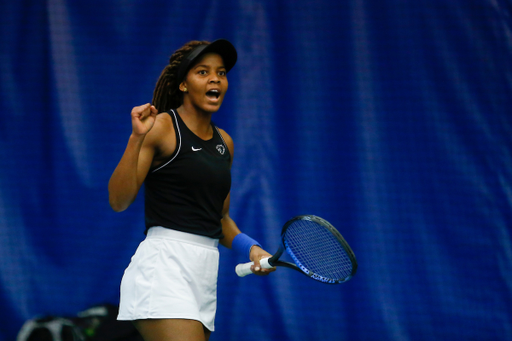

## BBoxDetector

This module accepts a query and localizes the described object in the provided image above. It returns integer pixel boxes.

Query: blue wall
[1,1,511,340]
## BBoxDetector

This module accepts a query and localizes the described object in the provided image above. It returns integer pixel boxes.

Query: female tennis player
[108,39,274,341]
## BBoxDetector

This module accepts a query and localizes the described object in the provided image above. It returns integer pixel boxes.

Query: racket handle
[235,262,253,277]
[235,257,273,277]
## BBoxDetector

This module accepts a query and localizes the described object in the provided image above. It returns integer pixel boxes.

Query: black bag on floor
[16,316,85,341]
[74,304,142,341]
[17,304,142,341]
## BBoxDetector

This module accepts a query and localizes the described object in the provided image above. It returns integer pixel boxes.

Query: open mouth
[206,89,220,99]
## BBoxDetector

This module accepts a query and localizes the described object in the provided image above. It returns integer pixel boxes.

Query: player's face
[181,53,229,113]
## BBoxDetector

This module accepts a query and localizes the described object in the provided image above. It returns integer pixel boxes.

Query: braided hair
[152,40,210,112]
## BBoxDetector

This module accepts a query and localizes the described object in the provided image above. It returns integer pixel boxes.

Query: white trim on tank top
[151,109,182,173]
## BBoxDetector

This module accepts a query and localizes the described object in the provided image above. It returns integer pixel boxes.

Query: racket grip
[235,257,273,277]
[235,262,253,277]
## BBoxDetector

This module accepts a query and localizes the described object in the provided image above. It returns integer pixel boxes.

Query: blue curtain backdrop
[1,1,511,340]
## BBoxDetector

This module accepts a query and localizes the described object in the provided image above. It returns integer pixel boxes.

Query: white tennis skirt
[117,227,220,331]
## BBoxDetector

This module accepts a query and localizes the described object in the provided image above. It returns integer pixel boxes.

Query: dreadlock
[152,40,210,113]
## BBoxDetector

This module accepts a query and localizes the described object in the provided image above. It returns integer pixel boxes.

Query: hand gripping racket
[235,215,357,284]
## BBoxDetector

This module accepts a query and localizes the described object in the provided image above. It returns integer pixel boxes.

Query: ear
[179,82,188,93]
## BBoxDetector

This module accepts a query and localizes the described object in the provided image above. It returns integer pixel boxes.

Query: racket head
[280,215,357,284]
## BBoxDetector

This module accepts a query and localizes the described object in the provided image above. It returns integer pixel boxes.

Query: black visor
[176,39,237,84]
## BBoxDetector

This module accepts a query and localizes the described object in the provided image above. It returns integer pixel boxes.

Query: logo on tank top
[216,144,225,155]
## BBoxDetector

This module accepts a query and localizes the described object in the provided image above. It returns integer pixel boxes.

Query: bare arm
[108,104,158,212]
[218,129,274,275]
[219,193,241,248]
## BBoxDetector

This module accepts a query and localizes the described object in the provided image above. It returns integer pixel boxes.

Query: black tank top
[144,109,231,238]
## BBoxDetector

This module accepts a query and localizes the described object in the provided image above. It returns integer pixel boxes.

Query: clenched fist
[131,103,158,136]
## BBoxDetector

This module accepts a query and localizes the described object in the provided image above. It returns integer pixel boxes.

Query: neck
[177,104,214,140]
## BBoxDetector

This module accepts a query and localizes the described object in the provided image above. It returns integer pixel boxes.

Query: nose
[209,74,220,83]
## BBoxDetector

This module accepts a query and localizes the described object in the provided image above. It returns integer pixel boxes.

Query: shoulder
[144,112,177,159]
[143,112,171,141]
[217,127,234,158]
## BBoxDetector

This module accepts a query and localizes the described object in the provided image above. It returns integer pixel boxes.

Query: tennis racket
[235,215,357,284]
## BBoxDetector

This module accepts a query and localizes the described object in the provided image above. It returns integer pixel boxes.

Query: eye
[218,70,226,76]
[198,70,208,75]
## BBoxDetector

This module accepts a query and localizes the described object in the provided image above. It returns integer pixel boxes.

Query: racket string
[284,219,354,282]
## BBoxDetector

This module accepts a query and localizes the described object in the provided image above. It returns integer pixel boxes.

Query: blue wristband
[232,233,262,259]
